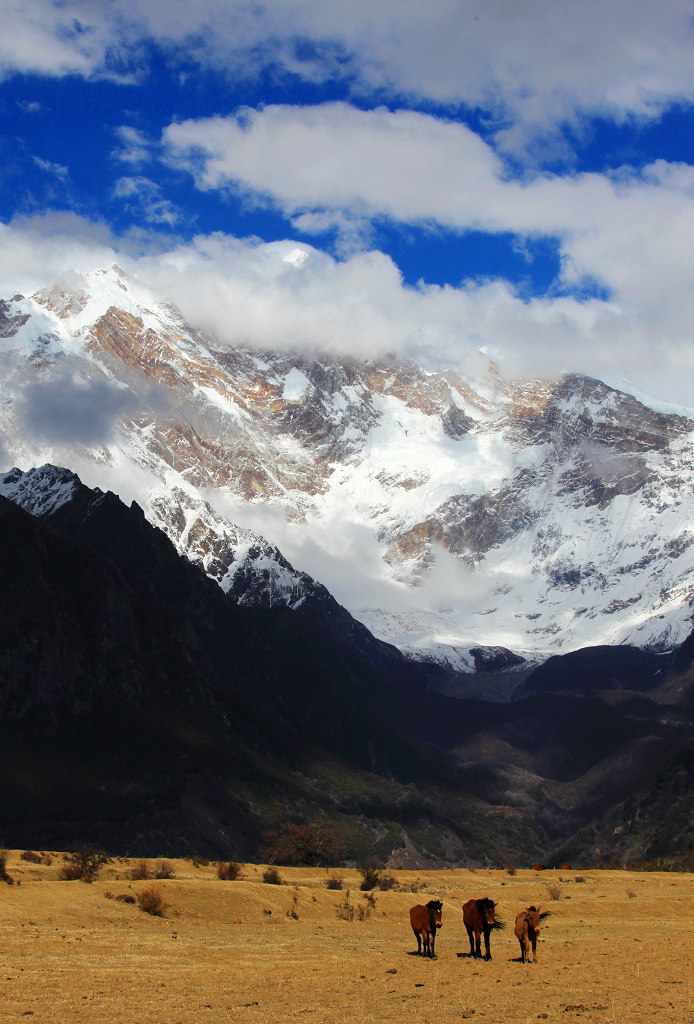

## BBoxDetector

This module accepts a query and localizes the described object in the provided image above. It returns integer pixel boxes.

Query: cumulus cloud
[157,102,694,397]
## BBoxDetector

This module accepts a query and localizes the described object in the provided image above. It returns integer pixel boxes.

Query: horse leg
[413,928,422,955]
[475,928,482,958]
[483,925,492,960]
[518,937,526,963]
[465,925,475,957]
[531,934,537,963]
[429,928,436,959]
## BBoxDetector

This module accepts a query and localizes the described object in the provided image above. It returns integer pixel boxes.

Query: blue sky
[3,1,694,405]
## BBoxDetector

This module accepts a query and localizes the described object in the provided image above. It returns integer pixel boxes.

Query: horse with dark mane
[462,897,500,960]
[514,905,550,963]
[410,899,443,958]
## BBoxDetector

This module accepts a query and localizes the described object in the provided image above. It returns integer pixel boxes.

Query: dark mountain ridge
[2,468,694,866]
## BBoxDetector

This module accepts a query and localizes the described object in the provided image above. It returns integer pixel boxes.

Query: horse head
[479,897,497,925]
[427,899,443,928]
[525,905,549,932]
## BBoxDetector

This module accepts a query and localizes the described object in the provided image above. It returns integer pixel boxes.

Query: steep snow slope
[1,263,693,667]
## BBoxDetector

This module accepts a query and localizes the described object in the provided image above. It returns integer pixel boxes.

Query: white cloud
[1,206,694,410]
[160,104,694,365]
[5,1,694,148]
[32,156,69,181]
[114,176,180,226]
[112,126,153,166]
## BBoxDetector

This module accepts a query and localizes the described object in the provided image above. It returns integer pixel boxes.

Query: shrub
[336,891,355,921]
[129,859,152,880]
[326,873,344,890]
[105,891,136,904]
[20,851,43,864]
[137,885,168,917]
[506,865,517,876]
[287,890,300,920]
[155,860,176,880]
[377,873,396,891]
[358,862,381,891]
[547,884,562,901]
[217,861,242,881]
[260,820,342,867]
[262,866,283,885]
[59,848,109,883]
[0,850,14,885]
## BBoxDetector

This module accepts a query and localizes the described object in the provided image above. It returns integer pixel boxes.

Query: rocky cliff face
[1,264,693,670]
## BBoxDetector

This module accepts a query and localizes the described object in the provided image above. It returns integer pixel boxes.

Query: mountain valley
[2,265,694,865]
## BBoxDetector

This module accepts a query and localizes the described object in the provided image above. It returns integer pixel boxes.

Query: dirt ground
[0,853,692,1024]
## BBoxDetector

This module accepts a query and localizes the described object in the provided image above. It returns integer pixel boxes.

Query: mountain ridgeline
[1,265,694,671]
[2,467,694,865]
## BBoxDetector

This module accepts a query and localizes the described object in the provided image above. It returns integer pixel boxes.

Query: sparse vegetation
[547,883,562,901]
[262,866,283,885]
[217,860,241,880]
[58,847,109,883]
[0,859,691,1023]
[506,864,517,876]
[377,872,396,891]
[325,873,344,890]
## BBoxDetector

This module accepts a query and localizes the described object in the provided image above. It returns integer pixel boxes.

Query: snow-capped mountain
[2,263,694,668]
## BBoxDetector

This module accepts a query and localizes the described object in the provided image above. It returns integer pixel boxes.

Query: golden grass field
[1,852,692,1023]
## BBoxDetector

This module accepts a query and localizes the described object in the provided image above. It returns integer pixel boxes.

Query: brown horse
[410,899,443,958]
[462,897,500,960]
[514,905,550,963]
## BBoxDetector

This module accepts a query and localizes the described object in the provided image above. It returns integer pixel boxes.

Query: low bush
[358,862,381,891]
[59,848,109,883]
[155,860,176,879]
[20,851,43,864]
[137,886,168,917]
[262,866,283,885]
[217,861,241,881]
[128,859,152,880]
[325,873,344,890]
[0,850,14,885]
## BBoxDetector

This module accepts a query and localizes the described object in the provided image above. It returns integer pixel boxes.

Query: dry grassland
[0,853,693,1024]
